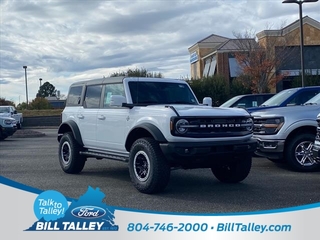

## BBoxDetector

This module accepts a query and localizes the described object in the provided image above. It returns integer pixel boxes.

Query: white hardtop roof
[70,76,187,87]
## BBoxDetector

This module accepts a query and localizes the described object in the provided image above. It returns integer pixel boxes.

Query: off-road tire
[129,138,170,194]
[59,132,86,174]
[285,133,319,172]
[211,155,252,183]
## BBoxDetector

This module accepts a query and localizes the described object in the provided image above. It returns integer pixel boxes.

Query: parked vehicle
[246,86,320,113]
[58,77,256,194]
[251,93,320,172]
[220,93,274,109]
[0,106,23,129]
[0,116,17,140]
[312,114,320,164]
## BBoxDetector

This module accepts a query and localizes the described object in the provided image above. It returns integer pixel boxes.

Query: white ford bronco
[58,77,256,193]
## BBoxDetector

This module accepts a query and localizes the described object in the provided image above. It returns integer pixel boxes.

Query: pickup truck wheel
[285,133,319,172]
[211,155,252,183]
[129,138,170,194]
[58,132,86,174]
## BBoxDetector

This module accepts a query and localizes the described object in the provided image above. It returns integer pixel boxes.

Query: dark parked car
[246,86,320,113]
[220,93,274,109]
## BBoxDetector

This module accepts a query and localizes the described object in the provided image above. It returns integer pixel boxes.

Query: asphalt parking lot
[1,128,320,214]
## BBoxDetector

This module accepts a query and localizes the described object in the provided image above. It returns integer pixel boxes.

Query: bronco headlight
[175,119,189,134]
[255,117,284,135]
[3,119,14,125]
[242,118,254,131]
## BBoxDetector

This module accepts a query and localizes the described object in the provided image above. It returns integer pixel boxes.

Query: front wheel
[211,155,252,183]
[129,138,170,194]
[285,133,319,172]
[58,132,86,174]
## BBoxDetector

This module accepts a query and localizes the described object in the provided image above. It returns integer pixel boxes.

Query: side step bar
[80,150,129,162]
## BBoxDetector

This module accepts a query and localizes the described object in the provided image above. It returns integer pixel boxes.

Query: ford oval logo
[71,206,106,219]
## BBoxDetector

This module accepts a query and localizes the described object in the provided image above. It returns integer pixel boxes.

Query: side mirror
[110,95,126,107]
[202,97,212,106]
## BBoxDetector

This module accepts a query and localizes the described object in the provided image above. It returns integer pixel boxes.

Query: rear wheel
[285,133,319,172]
[129,138,170,194]
[58,132,86,173]
[211,155,252,183]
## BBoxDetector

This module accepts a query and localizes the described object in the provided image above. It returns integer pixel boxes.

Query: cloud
[0,0,319,104]
[0,80,10,84]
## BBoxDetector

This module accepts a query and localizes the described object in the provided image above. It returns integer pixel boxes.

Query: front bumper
[159,138,257,168]
[0,125,17,138]
[254,136,285,160]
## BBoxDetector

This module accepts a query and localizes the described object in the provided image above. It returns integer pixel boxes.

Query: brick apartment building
[188,16,320,92]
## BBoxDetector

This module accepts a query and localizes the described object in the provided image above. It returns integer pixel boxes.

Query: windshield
[0,106,10,113]
[260,88,299,107]
[220,96,242,107]
[128,81,198,105]
[304,93,320,105]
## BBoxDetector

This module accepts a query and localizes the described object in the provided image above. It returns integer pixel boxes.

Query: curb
[10,129,46,138]
[23,126,58,129]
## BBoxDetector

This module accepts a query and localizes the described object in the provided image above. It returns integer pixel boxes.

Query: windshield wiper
[136,101,159,105]
[170,101,195,104]
[304,102,317,105]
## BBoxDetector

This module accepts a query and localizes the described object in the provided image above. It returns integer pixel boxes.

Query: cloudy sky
[0,0,319,105]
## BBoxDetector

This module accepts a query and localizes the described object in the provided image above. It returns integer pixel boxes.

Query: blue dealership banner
[0,175,319,239]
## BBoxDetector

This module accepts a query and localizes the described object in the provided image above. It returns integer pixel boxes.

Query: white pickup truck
[0,106,23,129]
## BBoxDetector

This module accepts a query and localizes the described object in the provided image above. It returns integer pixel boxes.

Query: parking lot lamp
[23,66,28,109]
[282,0,319,87]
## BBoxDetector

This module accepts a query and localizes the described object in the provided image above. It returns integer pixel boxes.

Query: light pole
[282,0,319,87]
[39,78,42,88]
[23,66,28,109]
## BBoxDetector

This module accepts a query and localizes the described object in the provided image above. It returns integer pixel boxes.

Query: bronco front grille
[171,116,253,138]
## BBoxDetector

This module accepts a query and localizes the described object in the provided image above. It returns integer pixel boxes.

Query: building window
[202,56,217,78]
[229,57,241,77]
[202,58,211,77]
[208,56,216,76]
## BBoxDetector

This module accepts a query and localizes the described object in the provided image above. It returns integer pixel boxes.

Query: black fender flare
[125,123,167,151]
[57,120,83,146]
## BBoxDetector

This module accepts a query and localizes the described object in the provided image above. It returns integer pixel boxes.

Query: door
[96,83,129,153]
[77,84,102,147]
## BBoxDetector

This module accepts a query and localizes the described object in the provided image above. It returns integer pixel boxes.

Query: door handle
[98,115,106,120]
[77,114,84,119]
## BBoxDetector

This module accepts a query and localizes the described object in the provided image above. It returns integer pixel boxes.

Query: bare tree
[232,25,297,93]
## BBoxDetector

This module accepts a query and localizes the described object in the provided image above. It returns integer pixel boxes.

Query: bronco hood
[146,105,250,117]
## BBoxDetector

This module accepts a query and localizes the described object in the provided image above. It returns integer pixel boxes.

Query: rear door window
[84,85,103,108]
[66,86,83,106]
